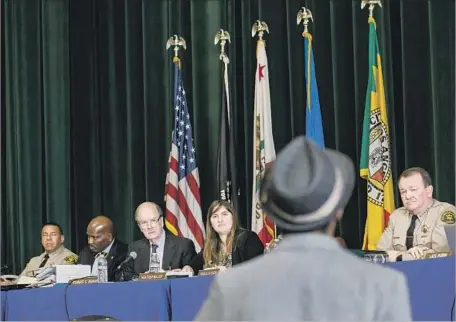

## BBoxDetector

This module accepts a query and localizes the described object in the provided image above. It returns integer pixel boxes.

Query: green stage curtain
[2,0,454,273]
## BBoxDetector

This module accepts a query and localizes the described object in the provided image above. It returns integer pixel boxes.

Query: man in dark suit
[123,202,196,280]
[78,216,128,282]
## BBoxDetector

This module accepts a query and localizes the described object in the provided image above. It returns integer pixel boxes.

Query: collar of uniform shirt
[409,199,435,219]
[45,245,65,260]
[150,231,166,251]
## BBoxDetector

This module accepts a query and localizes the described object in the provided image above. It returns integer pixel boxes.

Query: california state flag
[251,39,276,246]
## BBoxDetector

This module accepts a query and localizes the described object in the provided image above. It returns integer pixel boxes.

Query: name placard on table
[139,272,167,281]
[69,276,98,285]
[198,268,220,276]
[424,251,452,259]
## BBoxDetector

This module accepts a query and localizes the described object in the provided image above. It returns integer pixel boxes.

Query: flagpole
[215,29,231,59]
[361,0,382,18]
[251,20,269,41]
[215,29,231,122]
[297,7,314,116]
[297,7,313,34]
[166,34,187,66]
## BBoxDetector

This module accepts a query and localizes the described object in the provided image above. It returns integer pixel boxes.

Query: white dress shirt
[91,239,115,276]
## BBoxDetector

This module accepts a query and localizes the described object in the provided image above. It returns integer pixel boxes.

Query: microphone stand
[114,265,125,282]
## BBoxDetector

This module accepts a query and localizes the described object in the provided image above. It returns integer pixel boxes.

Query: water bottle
[264,243,270,253]
[97,256,108,283]
[149,253,160,272]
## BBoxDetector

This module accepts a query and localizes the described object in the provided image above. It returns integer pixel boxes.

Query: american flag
[165,60,205,252]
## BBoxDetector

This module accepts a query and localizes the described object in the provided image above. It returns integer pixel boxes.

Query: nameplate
[69,276,98,285]
[138,272,166,281]
[198,268,220,276]
[424,251,452,259]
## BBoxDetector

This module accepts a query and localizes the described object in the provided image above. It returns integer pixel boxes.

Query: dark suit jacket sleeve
[189,251,204,274]
[122,244,136,281]
[181,239,197,267]
[76,250,84,265]
[241,231,264,261]
[77,246,92,266]
[110,241,128,282]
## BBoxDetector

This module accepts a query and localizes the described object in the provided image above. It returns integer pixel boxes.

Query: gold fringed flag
[360,16,395,250]
[164,56,205,253]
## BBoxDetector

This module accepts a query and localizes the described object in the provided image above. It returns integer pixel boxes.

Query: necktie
[96,251,107,258]
[406,215,418,250]
[39,254,50,268]
[151,244,158,254]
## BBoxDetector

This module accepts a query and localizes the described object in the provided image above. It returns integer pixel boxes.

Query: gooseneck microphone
[115,252,137,271]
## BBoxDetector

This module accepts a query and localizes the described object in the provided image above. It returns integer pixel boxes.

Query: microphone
[116,252,137,271]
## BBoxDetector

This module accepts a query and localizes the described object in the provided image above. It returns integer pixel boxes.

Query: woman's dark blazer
[189,228,264,274]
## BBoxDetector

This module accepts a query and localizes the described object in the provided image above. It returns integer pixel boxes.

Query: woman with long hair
[182,200,264,274]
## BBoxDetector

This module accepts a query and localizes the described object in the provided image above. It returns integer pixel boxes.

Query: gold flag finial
[251,20,269,40]
[166,35,187,58]
[361,0,382,17]
[297,7,314,34]
[214,29,231,62]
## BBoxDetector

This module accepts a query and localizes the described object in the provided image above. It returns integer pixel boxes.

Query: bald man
[78,216,128,282]
[122,202,196,280]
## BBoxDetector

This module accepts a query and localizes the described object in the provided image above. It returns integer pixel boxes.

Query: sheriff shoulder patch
[64,255,78,264]
[440,211,456,225]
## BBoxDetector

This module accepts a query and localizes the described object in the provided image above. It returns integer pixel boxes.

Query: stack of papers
[166,270,193,278]
[35,267,56,284]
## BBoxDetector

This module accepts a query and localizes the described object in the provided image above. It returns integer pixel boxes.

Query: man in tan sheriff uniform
[18,222,78,278]
[377,167,456,261]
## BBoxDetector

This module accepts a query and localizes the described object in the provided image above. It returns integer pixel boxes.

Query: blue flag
[303,32,325,148]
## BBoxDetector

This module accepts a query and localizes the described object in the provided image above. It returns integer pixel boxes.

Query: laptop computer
[444,225,456,253]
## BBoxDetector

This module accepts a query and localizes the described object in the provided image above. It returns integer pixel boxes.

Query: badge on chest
[421,224,429,233]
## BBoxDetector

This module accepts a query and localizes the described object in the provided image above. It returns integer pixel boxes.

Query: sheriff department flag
[251,39,276,246]
[360,16,395,250]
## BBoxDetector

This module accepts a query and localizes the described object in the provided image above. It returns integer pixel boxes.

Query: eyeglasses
[137,217,161,228]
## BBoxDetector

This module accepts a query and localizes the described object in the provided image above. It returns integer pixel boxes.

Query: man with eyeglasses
[122,202,196,280]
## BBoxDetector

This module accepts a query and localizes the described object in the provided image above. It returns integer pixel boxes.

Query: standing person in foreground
[195,136,412,321]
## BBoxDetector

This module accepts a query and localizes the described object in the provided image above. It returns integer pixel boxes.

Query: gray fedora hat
[260,136,355,232]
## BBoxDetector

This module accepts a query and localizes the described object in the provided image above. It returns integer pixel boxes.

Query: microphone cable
[63,282,71,321]
[451,295,455,321]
